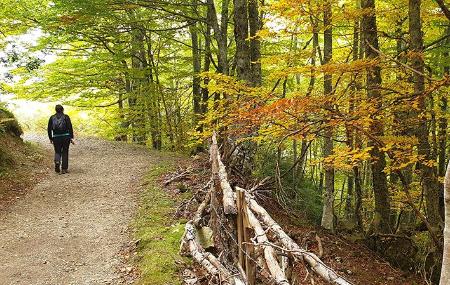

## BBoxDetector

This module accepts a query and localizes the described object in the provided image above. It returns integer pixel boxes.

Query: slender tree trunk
[361,0,391,234]
[345,10,360,222]
[207,0,229,75]
[248,0,262,86]
[321,0,335,232]
[298,18,318,181]
[146,33,162,149]
[129,20,149,145]
[438,26,449,220]
[306,16,318,97]
[202,8,213,115]
[409,0,443,233]
[293,139,298,191]
[190,19,202,126]
[441,157,450,283]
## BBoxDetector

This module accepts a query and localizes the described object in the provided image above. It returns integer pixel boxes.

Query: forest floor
[260,200,427,285]
[0,134,160,285]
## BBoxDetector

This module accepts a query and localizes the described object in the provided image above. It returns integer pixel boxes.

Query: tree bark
[321,0,335,232]
[207,0,229,75]
[190,17,202,127]
[233,0,251,82]
[147,33,162,149]
[409,0,443,232]
[438,26,449,220]
[440,160,450,284]
[248,0,262,86]
[361,0,391,234]
[202,9,213,114]
[345,10,360,223]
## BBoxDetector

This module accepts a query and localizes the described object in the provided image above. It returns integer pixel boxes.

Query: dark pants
[53,137,71,170]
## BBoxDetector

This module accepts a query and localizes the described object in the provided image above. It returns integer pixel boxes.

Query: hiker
[47,105,74,174]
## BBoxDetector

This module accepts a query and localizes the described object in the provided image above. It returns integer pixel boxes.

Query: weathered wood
[193,186,211,227]
[237,189,246,267]
[240,188,257,285]
[181,222,220,277]
[185,134,354,285]
[181,222,245,285]
[212,132,238,215]
[239,188,353,285]
[163,168,191,186]
[245,204,289,285]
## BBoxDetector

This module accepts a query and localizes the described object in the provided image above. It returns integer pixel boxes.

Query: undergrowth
[253,145,323,224]
[133,156,189,285]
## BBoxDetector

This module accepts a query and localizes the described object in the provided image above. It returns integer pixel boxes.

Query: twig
[164,168,192,186]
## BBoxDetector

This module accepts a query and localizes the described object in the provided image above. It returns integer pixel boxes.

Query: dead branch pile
[180,132,354,285]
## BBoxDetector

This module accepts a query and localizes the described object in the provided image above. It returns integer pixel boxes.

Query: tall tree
[321,0,335,232]
[409,0,443,233]
[361,0,391,234]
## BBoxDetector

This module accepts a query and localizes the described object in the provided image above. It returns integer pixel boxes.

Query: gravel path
[0,135,153,285]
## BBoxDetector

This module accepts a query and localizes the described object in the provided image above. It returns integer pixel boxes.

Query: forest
[1,0,450,284]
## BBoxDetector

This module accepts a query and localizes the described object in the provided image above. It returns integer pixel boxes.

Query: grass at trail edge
[133,156,190,285]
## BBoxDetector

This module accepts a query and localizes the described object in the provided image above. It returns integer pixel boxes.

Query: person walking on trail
[47,105,74,174]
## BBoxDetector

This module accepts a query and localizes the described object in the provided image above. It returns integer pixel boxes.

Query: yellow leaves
[422,159,437,168]
[266,59,379,81]
[390,182,422,210]
[322,145,373,171]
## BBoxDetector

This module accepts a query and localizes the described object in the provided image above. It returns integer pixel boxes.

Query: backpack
[52,115,67,131]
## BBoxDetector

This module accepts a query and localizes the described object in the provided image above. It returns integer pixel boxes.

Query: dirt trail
[0,135,153,285]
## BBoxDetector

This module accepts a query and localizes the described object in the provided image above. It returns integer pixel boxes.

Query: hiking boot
[61,169,68,174]
[55,163,61,173]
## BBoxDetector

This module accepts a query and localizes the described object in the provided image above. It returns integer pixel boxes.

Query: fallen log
[181,222,245,285]
[239,188,353,285]
[212,132,237,215]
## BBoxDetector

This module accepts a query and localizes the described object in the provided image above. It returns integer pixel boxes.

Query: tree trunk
[409,0,442,232]
[440,160,450,284]
[234,0,251,82]
[207,0,229,75]
[345,10,359,223]
[361,0,391,234]
[146,33,162,149]
[438,26,449,220]
[190,18,202,128]
[130,29,147,144]
[248,0,262,86]
[321,0,335,232]
[202,9,213,115]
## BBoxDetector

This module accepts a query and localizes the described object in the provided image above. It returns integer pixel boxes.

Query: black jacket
[47,114,74,140]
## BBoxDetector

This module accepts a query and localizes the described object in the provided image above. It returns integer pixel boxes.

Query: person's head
[55,104,64,114]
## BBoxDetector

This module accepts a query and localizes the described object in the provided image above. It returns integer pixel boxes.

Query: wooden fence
[181,132,353,285]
